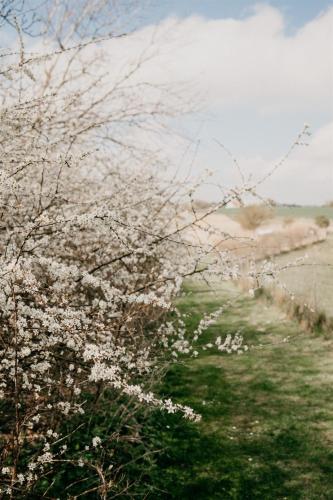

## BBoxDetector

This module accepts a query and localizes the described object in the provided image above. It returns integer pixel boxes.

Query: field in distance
[219,205,333,220]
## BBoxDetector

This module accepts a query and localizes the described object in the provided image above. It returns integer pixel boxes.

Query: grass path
[151,282,333,499]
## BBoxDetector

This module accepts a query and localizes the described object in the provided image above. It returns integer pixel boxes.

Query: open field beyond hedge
[151,281,333,499]
[273,235,333,321]
[219,206,333,220]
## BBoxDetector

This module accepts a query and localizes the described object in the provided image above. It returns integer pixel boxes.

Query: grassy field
[219,206,333,220]
[271,235,333,321]
[150,281,333,499]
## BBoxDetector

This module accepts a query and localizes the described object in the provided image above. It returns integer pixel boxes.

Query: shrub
[0,3,312,497]
[236,204,274,230]
[315,215,330,228]
[193,199,213,210]
[0,5,248,497]
[283,217,294,226]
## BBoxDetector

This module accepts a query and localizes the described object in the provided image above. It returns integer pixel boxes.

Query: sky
[3,1,332,205]
[148,0,333,31]
[132,0,333,205]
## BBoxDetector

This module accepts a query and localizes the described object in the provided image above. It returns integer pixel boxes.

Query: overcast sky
[134,1,333,205]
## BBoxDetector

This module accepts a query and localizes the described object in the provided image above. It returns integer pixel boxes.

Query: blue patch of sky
[145,0,333,32]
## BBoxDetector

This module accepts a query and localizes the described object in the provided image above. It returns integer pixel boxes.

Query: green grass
[272,235,333,320]
[149,281,333,499]
[219,206,333,220]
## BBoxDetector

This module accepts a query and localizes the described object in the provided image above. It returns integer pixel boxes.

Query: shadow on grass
[147,283,333,499]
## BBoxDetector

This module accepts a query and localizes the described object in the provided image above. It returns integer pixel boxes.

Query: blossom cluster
[0,6,274,497]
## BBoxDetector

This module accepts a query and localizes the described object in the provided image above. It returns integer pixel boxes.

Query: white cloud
[260,121,333,204]
[125,4,333,204]
[112,4,333,114]
[22,4,333,203]
[194,121,333,205]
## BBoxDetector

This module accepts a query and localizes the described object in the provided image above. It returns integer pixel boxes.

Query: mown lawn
[149,281,333,499]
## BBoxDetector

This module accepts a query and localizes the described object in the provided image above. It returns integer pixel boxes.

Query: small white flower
[17,473,25,484]
[92,436,101,448]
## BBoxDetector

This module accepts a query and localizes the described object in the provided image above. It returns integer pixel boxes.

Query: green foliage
[20,393,162,499]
